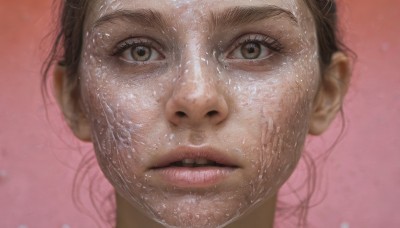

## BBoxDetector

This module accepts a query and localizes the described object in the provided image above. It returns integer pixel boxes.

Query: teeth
[180,158,215,167]
[195,158,209,165]
[182,158,195,166]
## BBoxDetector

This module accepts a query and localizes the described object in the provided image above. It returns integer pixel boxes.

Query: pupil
[137,48,146,56]
[248,47,255,53]
[241,42,261,59]
[133,46,151,61]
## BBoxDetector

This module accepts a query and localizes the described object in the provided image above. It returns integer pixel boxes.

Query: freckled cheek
[245,83,313,186]
[79,78,160,171]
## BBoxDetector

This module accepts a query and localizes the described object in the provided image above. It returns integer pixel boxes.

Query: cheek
[79,80,165,213]
[78,61,156,180]
[81,88,143,180]
[237,69,318,196]
[260,89,311,183]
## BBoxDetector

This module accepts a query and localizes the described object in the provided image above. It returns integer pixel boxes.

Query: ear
[309,52,351,135]
[54,64,92,141]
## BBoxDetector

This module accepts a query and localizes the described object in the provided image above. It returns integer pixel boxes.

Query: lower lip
[151,167,236,188]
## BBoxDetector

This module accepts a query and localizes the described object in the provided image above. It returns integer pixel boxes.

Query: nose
[165,60,229,127]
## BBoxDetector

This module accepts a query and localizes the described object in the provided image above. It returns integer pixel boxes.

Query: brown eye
[228,37,274,61]
[116,38,164,63]
[241,42,261,59]
[132,46,151,61]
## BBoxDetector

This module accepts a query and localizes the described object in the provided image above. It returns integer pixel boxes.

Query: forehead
[85,0,313,30]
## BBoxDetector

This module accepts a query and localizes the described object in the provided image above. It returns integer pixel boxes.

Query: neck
[116,193,277,228]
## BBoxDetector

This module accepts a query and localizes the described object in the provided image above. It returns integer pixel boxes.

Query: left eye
[230,41,272,60]
[120,45,162,62]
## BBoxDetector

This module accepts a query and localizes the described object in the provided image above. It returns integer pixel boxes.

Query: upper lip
[149,146,241,169]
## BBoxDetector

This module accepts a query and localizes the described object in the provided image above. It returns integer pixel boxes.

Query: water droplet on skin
[216,67,222,74]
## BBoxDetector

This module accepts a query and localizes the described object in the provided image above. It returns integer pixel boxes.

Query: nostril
[176,111,187,118]
[206,110,219,118]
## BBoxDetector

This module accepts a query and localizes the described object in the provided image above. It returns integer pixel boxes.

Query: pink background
[0,0,399,227]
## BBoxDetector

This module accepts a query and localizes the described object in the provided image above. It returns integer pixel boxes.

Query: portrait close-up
[0,0,399,227]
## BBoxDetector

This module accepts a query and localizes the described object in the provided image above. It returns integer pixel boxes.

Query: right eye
[114,38,164,63]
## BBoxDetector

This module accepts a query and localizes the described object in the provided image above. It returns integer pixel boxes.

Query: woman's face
[79,0,319,227]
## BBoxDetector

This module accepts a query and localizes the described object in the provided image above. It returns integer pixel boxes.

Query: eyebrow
[93,9,169,30]
[211,6,298,29]
[92,6,298,31]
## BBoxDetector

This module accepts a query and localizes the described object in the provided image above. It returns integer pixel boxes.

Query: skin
[54,0,351,227]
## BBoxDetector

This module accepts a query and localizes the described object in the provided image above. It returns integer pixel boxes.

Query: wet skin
[54,0,350,227]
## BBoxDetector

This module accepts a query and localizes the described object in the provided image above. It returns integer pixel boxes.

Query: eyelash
[242,35,284,52]
[111,34,284,63]
[111,38,156,57]
[230,34,284,55]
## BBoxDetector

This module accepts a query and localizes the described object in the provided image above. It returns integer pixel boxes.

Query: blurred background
[0,0,399,227]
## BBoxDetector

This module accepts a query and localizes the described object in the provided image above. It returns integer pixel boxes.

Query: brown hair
[42,0,350,227]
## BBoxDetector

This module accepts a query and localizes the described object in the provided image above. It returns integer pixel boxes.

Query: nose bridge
[165,39,228,126]
[180,41,213,104]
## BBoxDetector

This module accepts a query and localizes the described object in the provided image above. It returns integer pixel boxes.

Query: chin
[144,193,250,228]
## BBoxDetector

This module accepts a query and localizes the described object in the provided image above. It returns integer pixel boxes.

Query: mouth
[153,158,236,169]
[149,147,240,188]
